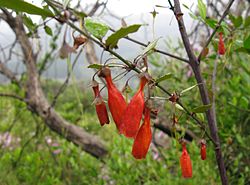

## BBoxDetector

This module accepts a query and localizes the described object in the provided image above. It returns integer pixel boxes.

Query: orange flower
[200,141,207,160]
[180,143,192,178]
[98,67,127,132]
[92,81,109,126]
[120,76,148,138]
[218,32,226,55]
[132,106,152,159]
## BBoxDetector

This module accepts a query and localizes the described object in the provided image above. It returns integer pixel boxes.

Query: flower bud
[132,106,152,159]
[218,32,226,55]
[92,80,109,126]
[180,143,192,178]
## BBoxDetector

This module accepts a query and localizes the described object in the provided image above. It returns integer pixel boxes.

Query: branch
[171,1,229,184]
[114,30,189,63]
[46,0,189,63]
[154,122,198,142]
[0,93,26,103]
[65,20,215,144]
[0,61,21,87]
[2,9,107,158]
[198,0,235,61]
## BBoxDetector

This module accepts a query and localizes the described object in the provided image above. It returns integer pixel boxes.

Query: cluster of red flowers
[91,66,207,178]
[92,67,152,159]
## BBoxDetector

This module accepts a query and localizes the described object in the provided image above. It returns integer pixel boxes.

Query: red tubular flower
[180,143,193,178]
[92,81,109,126]
[132,106,152,159]
[218,32,226,55]
[120,76,148,138]
[98,67,127,131]
[200,141,207,160]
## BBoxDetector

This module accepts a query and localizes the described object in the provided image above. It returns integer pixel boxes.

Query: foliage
[0,0,53,17]
[0,83,220,184]
[0,0,250,184]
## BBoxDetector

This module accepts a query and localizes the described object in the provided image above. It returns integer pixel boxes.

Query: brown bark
[172,1,233,184]
[1,10,107,158]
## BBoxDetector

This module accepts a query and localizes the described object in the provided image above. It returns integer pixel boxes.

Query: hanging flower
[132,106,152,159]
[59,41,76,59]
[200,140,207,160]
[120,76,148,138]
[73,35,87,50]
[180,143,193,178]
[218,32,226,55]
[92,80,109,126]
[98,67,127,132]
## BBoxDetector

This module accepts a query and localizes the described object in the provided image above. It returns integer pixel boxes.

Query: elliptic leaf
[106,24,141,49]
[88,64,103,69]
[192,104,212,113]
[85,18,109,40]
[142,38,160,55]
[155,73,172,83]
[0,0,54,17]
[198,0,206,20]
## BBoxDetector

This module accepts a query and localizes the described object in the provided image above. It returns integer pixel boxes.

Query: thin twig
[198,0,235,61]
[0,93,26,103]
[171,0,231,184]
[64,19,215,144]
[50,48,83,108]
[211,55,219,127]
[109,28,189,63]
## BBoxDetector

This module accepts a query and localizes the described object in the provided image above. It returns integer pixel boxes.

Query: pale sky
[89,0,197,16]
[0,0,199,81]
[28,0,197,18]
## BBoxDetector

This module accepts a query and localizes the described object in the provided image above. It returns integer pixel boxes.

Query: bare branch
[0,93,26,102]
[0,61,21,87]
[2,9,107,158]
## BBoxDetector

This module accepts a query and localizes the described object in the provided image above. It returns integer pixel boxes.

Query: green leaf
[189,12,199,20]
[85,18,109,40]
[44,25,53,36]
[22,14,36,32]
[142,38,160,55]
[239,96,249,109]
[155,73,172,83]
[243,35,250,49]
[198,0,206,20]
[244,16,250,27]
[106,24,141,49]
[205,18,217,29]
[229,14,243,28]
[192,104,212,113]
[0,0,54,17]
[196,113,205,122]
[180,83,200,95]
[182,4,190,10]
[175,104,184,111]
[87,64,103,69]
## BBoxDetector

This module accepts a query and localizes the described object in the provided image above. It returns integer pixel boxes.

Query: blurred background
[0,0,250,184]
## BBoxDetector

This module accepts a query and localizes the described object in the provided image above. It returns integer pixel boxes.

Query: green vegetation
[0,44,249,184]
